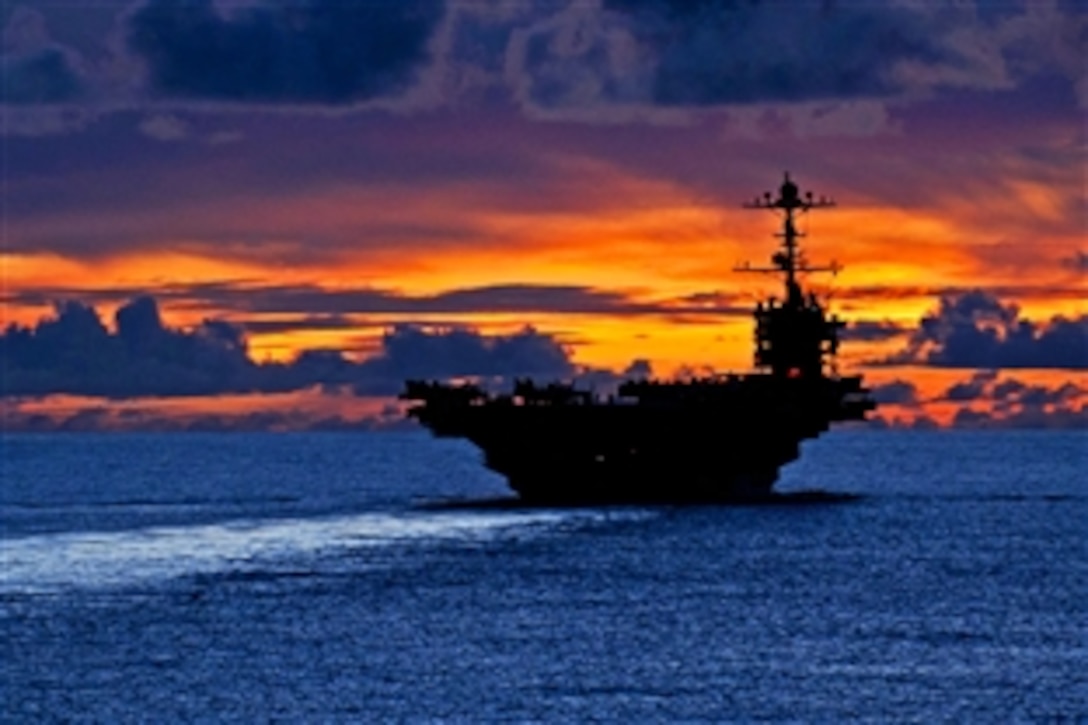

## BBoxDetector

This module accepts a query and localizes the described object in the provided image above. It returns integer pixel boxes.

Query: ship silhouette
[402,175,876,503]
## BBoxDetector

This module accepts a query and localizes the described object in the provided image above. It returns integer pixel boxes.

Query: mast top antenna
[735,173,840,290]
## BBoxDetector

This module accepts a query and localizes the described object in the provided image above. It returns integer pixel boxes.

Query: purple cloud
[880,290,1087,370]
[126,0,444,104]
[0,296,578,399]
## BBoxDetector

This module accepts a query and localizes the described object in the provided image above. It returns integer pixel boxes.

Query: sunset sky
[2,0,1085,431]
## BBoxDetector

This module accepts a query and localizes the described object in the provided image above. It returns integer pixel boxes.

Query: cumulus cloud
[0,296,581,399]
[125,0,445,104]
[880,290,1087,369]
[348,324,575,395]
[1,297,255,397]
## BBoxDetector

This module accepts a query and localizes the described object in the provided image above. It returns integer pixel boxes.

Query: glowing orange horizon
[4,153,1083,433]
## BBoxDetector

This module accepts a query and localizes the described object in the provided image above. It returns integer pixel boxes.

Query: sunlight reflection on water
[0,509,646,593]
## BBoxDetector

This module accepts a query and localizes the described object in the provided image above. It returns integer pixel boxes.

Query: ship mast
[737,172,838,304]
[736,173,844,379]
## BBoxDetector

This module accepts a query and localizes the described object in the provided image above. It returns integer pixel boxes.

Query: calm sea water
[1,431,1084,722]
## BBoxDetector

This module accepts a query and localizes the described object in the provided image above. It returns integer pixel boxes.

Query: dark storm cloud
[509,0,986,116]
[0,48,83,104]
[7,0,1083,135]
[0,296,578,398]
[609,0,943,105]
[126,0,444,104]
[879,290,1088,370]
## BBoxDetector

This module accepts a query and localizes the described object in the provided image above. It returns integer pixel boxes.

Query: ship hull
[474,418,801,503]
[409,383,862,503]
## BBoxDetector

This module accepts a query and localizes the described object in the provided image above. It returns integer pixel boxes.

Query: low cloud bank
[944,372,1085,430]
[864,370,1084,430]
[878,290,1087,370]
[0,296,581,398]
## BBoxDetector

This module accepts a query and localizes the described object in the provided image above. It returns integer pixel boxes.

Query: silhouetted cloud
[1,297,255,397]
[941,370,999,402]
[348,324,575,395]
[871,380,919,406]
[951,405,1086,430]
[951,408,993,429]
[937,372,1085,429]
[879,290,1087,369]
[624,359,653,379]
[942,372,1082,407]
[840,320,909,342]
[862,370,1085,429]
[0,296,581,398]
[126,0,444,104]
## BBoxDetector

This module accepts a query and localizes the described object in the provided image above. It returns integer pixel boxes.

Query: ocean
[1,431,1084,722]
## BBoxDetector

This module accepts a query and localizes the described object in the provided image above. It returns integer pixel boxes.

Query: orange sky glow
[2,0,1084,431]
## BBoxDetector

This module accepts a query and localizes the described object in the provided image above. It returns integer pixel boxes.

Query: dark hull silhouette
[404,175,876,503]
[411,375,872,503]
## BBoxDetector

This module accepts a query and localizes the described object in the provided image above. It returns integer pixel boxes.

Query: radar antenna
[735,172,840,306]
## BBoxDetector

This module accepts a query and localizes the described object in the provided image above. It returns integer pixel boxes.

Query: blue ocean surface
[1,431,1084,721]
